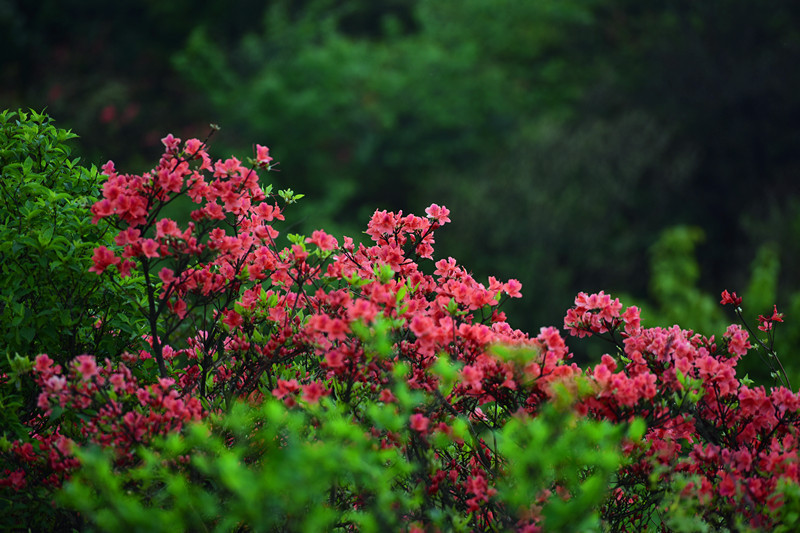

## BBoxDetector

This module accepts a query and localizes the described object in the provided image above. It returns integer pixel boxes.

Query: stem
[142,259,168,377]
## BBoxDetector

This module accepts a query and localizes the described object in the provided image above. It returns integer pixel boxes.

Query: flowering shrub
[564,290,800,530]
[2,116,800,531]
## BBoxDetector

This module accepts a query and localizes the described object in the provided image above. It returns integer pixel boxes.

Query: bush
[0,109,143,365]
[2,116,800,531]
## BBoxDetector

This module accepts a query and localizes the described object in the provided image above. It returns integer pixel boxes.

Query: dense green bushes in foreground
[2,110,800,531]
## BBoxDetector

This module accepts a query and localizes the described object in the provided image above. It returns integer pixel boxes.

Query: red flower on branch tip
[758,305,784,332]
[720,290,742,307]
[255,144,273,169]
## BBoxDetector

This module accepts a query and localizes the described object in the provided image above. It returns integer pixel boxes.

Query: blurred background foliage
[4,0,800,378]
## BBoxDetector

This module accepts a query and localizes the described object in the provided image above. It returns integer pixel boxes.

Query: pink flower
[409,314,435,338]
[424,203,451,224]
[410,413,430,433]
[223,309,244,331]
[272,379,299,400]
[592,362,613,388]
[114,227,141,246]
[504,279,522,298]
[621,306,641,334]
[184,138,204,157]
[253,202,283,222]
[331,318,352,340]
[45,375,67,393]
[306,230,338,251]
[346,299,378,323]
[302,381,326,404]
[89,246,121,274]
[757,305,784,332]
[140,239,160,258]
[155,218,181,240]
[158,267,176,285]
[109,373,127,392]
[161,133,181,151]
[290,244,308,264]
[367,209,396,237]
[90,198,114,223]
[720,290,742,306]
[74,355,98,380]
[168,298,187,319]
[718,471,737,498]
[118,260,135,277]
[461,365,484,392]
[724,324,751,357]
[0,470,26,490]
[100,160,116,177]
[34,354,54,375]
[255,144,273,168]
[37,391,50,411]
[379,389,397,403]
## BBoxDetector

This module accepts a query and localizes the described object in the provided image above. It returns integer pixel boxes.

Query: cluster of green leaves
[0,110,144,365]
[60,397,418,533]
[498,382,645,532]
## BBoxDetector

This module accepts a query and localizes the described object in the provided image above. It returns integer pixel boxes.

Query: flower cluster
[567,292,800,528]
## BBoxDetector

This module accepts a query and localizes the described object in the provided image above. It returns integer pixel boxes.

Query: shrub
[2,120,800,531]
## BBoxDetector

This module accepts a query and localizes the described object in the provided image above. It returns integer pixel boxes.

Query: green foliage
[643,226,724,331]
[60,395,422,532]
[771,478,800,533]
[497,388,642,531]
[171,0,604,235]
[744,243,780,318]
[0,109,143,368]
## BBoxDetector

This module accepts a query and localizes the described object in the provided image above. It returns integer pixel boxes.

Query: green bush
[0,110,144,366]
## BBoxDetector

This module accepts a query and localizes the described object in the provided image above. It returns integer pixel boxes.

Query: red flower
[74,355,98,381]
[306,229,338,251]
[720,290,742,306]
[89,246,120,274]
[758,305,784,331]
[302,381,327,404]
[272,379,299,400]
[723,324,751,357]
[161,133,181,151]
[140,239,160,258]
[255,144,273,168]
[222,309,244,331]
[410,413,430,433]
[504,279,523,298]
[158,267,176,285]
[424,203,451,224]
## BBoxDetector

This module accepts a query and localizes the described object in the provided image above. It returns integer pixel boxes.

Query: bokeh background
[4,0,800,381]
